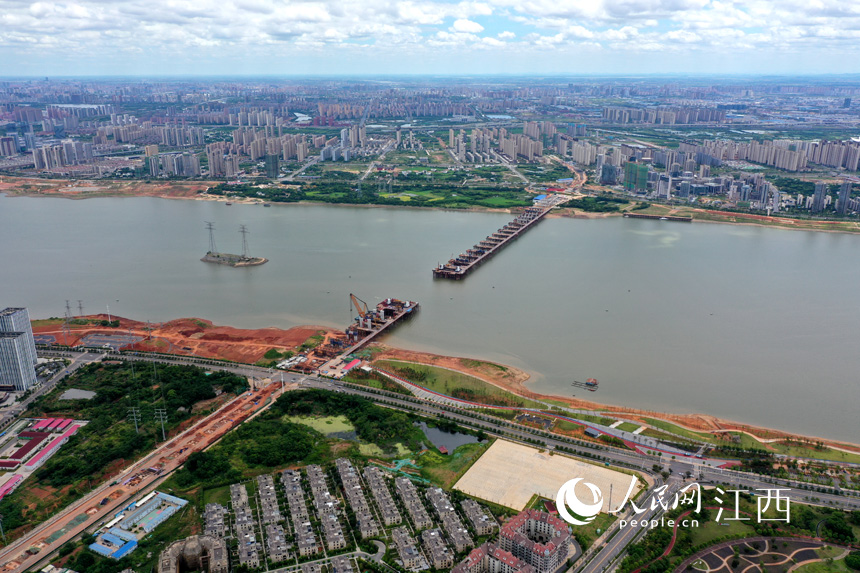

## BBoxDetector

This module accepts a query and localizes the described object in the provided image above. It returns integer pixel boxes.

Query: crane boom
[350,293,369,319]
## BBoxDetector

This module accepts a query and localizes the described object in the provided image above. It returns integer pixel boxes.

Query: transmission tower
[205,221,218,254]
[128,406,141,434]
[239,224,250,258]
[154,408,168,442]
[64,300,72,321]
[77,300,84,317]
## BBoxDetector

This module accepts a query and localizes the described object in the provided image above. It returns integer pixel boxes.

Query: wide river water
[1,195,858,443]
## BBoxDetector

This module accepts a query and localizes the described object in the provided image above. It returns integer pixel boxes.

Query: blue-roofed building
[101,532,126,547]
[89,543,115,557]
[89,491,187,560]
[108,527,137,541]
[112,541,137,560]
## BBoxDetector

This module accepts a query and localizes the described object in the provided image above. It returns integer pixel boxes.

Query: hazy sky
[2,0,859,76]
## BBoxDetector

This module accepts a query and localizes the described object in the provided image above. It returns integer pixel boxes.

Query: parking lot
[80,333,143,350]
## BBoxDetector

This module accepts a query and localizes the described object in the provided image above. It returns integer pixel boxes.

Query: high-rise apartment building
[837,181,852,216]
[0,307,38,391]
[811,181,828,213]
[265,154,280,179]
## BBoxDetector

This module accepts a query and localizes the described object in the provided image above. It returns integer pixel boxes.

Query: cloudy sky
[1,0,859,76]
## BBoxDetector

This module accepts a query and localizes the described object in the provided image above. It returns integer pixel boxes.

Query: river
[1,195,857,442]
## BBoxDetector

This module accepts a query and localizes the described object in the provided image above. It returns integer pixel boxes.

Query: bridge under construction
[432,194,570,280]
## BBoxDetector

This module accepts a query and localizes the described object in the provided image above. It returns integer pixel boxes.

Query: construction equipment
[349,293,369,319]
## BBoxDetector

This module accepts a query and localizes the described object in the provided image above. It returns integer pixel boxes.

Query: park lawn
[618,422,641,433]
[643,418,716,443]
[723,431,860,463]
[286,415,356,436]
[815,546,846,560]
[554,419,584,433]
[689,519,757,547]
[641,428,699,446]
[571,413,618,426]
[765,442,860,464]
[795,557,850,573]
[374,360,544,408]
[421,441,490,488]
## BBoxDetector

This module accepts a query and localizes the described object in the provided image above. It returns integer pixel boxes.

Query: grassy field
[374,360,545,408]
[287,415,356,436]
[688,519,757,546]
[202,484,232,507]
[640,427,699,446]
[795,556,850,573]
[643,418,715,443]
[421,441,490,488]
[617,422,641,432]
[357,442,412,457]
[765,442,860,464]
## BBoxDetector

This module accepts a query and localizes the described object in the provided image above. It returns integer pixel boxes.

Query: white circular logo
[556,478,603,526]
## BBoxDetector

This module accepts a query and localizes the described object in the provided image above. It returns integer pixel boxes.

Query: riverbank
[32,313,858,455]
[31,315,337,364]
[4,175,858,234]
[366,344,860,455]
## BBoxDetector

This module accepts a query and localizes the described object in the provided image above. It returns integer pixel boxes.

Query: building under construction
[432,194,569,280]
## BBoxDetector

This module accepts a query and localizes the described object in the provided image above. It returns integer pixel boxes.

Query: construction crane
[349,293,369,320]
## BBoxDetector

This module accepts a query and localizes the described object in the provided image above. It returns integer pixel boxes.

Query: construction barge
[432,195,568,280]
[343,295,419,354]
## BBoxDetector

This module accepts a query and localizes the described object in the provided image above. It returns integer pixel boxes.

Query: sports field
[453,440,641,511]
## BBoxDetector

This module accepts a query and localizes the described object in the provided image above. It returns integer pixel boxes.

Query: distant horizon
[4,72,860,81]
[3,0,860,77]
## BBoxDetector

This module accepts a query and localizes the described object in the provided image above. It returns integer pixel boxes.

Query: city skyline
[2,0,860,76]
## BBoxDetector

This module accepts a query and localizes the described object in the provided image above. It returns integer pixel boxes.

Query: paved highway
[4,350,857,571]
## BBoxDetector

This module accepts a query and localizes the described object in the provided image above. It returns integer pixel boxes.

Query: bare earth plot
[454,440,640,511]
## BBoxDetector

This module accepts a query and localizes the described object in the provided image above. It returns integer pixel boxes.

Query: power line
[154,408,168,442]
[239,224,250,258]
[205,221,217,254]
[128,406,141,434]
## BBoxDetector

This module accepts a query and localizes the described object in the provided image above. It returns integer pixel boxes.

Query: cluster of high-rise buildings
[145,149,201,178]
[678,138,860,173]
[448,126,547,163]
[616,156,857,215]
[0,308,38,392]
[32,140,94,169]
[602,106,726,124]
